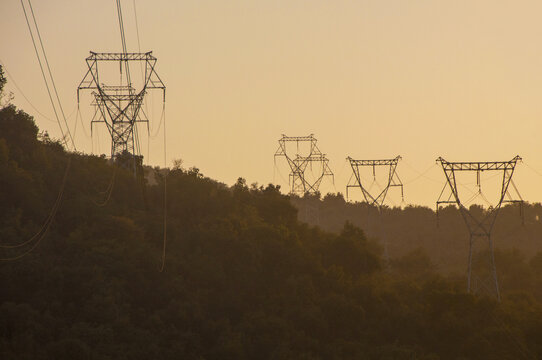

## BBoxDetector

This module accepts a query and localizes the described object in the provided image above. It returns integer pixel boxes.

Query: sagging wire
[403,163,437,185]
[0,59,55,123]
[158,101,168,272]
[21,0,75,151]
[133,0,146,87]
[92,165,118,207]
[0,157,71,261]
[1,1,77,261]
[523,161,542,178]
[75,104,91,140]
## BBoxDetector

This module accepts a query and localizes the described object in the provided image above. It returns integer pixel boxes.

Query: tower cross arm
[436,156,521,171]
[278,134,316,142]
[296,154,330,162]
[87,51,156,61]
[347,156,401,167]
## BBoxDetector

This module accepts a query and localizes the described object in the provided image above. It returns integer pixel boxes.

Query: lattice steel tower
[77,52,165,164]
[346,156,404,206]
[346,156,404,266]
[274,134,334,196]
[436,156,523,301]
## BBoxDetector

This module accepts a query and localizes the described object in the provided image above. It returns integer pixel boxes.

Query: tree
[0,65,13,108]
[0,65,6,94]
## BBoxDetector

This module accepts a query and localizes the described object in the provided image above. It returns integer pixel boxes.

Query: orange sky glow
[2,0,542,206]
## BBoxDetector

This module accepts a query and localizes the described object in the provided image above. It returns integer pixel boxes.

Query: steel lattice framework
[274,134,334,196]
[436,155,523,301]
[346,156,404,207]
[77,51,165,161]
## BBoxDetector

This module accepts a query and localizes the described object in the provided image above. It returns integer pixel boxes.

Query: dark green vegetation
[1,100,542,357]
[293,194,542,279]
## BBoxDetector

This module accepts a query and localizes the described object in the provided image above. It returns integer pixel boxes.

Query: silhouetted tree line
[292,193,542,299]
[1,89,542,357]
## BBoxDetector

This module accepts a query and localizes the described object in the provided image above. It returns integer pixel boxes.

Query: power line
[117,0,128,55]
[159,101,168,272]
[523,161,542,178]
[116,0,132,88]
[92,165,118,207]
[133,0,146,86]
[403,160,440,184]
[0,157,71,261]
[0,59,56,123]
[149,102,165,138]
[403,163,437,185]
[74,105,91,140]
[25,0,75,150]
[20,0,66,145]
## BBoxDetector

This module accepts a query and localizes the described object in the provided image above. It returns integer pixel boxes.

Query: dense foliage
[1,103,542,359]
[292,194,542,297]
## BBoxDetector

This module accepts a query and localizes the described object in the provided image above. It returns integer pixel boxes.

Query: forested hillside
[2,102,542,359]
[292,194,542,273]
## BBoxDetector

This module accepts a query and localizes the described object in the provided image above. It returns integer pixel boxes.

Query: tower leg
[467,233,500,300]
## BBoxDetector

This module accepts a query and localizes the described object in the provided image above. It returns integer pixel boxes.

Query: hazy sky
[2,0,542,207]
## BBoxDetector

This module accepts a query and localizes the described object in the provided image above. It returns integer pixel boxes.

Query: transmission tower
[345,156,404,266]
[77,51,165,167]
[346,156,404,207]
[274,134,334,196]
[436,156,523,301]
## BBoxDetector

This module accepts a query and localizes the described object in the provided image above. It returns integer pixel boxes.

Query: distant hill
[291,194,542,274]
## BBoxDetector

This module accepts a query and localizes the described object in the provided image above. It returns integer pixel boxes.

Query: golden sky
[2,0,542,206]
